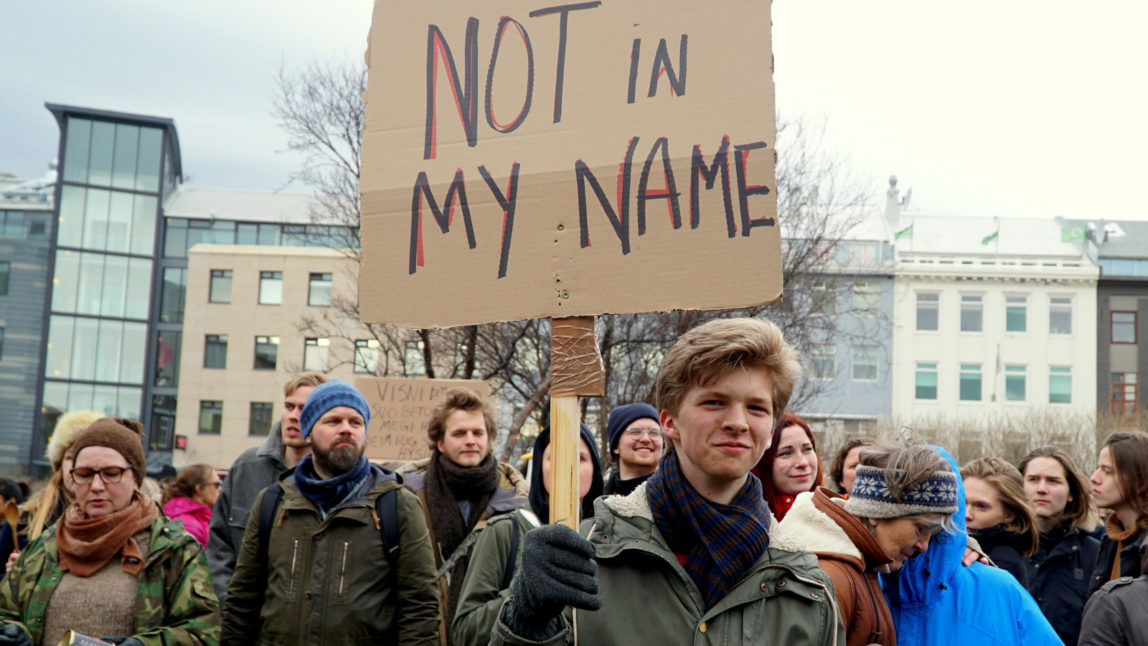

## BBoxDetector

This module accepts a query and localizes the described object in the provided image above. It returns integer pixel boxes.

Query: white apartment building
[889,211,1098,427]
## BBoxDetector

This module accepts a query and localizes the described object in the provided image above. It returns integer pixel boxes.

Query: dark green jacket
[491,484,845,646]
[221,467,439,645]
[0,514,221,645]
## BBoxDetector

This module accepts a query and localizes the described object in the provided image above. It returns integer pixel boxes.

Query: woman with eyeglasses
[162,465,222,547]
[602,403,664,496]
[0,418,220,646]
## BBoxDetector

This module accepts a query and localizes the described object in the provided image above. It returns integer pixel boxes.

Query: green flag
[981,230,999,245]
[895,224,913,240]
[1061,226,1085,242]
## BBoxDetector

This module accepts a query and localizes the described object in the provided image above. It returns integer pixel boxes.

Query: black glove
[101,637,144,646]
[503,524,602,642]
[0,625,30,646]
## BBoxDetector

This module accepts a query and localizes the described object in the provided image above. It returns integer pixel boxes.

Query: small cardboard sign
[360,0,779,328]
[356,377,492,461]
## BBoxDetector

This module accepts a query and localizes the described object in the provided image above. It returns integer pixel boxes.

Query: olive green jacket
[491,484,845,646]
[0,514,221,645]
[221,468,440,645]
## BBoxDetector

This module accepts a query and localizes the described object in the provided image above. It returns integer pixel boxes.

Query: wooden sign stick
[549,317,605,529]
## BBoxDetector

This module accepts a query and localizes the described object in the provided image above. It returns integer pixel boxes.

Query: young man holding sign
[491,318,843,645]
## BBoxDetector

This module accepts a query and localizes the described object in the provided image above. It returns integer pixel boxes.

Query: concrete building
[176,244,373,468]
[887,183,1099,433]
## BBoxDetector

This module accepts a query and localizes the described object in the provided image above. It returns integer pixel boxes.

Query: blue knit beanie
[605,403,660,454]
[300,380,371,439]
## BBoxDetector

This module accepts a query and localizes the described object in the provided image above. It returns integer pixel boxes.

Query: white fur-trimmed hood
[778,491,862,560]
[599,481,809,553]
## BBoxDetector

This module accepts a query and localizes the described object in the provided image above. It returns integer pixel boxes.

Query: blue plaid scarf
[646,451,771,610]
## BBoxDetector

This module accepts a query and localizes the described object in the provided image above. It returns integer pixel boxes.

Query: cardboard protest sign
[356,377,492,461]
[361,0,779,328]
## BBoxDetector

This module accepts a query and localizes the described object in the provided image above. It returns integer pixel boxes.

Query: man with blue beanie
[603,402,664,496]
[222,380,440,645]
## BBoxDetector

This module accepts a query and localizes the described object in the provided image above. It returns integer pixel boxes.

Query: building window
[258,271,282,305]
[0,261,9,295]
[960,294,983,332]
[915,363,938,400]
[852,282,879,317]
[249,402,274,436]
[916,293,938,331]
[204,335,228,369]
[1049,366,1072,404]
[209,270,232,304]
[1112,311,1137,344]
[308,273,332,307]
[811,282,836,316]
[254,335,279,370]
[1005,365,1026,401]
[154,330,181,387]
[0,326,4,361]
[852,345,879,381]
[159,267,186,323]
[354,339,381,374]
[404,340,426,377]
[198,401,222,435]
[1050,297,1072,334]
[1005,295,1027,332]
[811,344,836,380]
[1112,372,1138,415]
[303,337,329,371]
[959,363,981,401]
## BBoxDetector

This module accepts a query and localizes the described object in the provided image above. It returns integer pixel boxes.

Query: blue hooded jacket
[882,447,1062,646]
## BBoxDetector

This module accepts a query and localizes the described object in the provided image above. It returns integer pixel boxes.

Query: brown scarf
[57,492,158,577]
[425,451,499,629]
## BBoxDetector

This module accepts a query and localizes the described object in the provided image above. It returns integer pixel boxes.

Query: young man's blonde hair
[426,387,497,451]
[283,371,329,397]
[654,317,801,420]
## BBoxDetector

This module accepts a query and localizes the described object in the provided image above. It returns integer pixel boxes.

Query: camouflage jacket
[0,514,221,646]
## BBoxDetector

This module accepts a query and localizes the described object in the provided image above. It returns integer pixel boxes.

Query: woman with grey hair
[780,441,957,645]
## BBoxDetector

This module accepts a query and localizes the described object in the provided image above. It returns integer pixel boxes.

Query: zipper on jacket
[289,538,300,594]
[338,541,349,596]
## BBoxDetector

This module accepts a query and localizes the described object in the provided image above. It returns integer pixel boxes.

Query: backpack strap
[502,518,520,589]
[257,484,284,569]
[376,486,401,565]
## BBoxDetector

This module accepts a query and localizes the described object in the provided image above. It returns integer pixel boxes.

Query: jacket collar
[256,421,287,464]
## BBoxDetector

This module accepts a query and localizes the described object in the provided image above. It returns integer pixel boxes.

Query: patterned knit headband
[844,464,959,518]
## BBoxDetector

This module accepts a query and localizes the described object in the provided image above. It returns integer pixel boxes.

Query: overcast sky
[4,1,1145,221]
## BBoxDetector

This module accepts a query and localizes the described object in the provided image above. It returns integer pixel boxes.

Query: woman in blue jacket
[882,446,1060,646]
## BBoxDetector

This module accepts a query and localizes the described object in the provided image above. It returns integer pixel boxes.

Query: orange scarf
[57,492,157,577]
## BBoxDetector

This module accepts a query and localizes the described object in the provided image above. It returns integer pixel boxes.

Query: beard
[313,438,364,476]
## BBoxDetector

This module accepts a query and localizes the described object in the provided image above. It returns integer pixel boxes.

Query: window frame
[811,344,836,380]
[1111,372,1138,415]
[1049,296,1073,334]
[354,339,381,374]
[851,281,880,318]
[198,400,223,435]
[253,335,279,370]
[248,401,274,436]
[1005,364,1027,402]
[851,345,879,381]
[1111,310,1138,344]
[303,337,330,372]
[204,334,228,369]
[915,292,939,331]
[258,271,283,305]
[308,272,333,307]
[810,282,837,317]
[209,269,232,304]
[1049,366,1072,404]
[1004,295,1027,333]
[0,260,9,295]
[959,293,983,332]
[959,363,982,402]
[915,362,938,400]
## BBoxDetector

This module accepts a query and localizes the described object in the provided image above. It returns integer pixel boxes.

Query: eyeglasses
[205,482,222,489]
[70,466,132,485]
[623,427,662,440]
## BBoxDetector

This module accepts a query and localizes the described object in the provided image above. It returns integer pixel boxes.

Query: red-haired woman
[753,413,823,520]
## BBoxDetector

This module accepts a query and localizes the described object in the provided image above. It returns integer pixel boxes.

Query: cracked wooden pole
[549,316,605,529]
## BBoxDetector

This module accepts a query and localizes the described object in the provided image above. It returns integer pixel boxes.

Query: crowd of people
[0,317,1144,644]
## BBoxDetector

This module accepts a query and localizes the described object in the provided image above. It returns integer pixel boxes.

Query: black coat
[1079,574,1148,646]
[971,524,1033,588]
[1089,528,1148,597]
[1028,527,1101,646]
